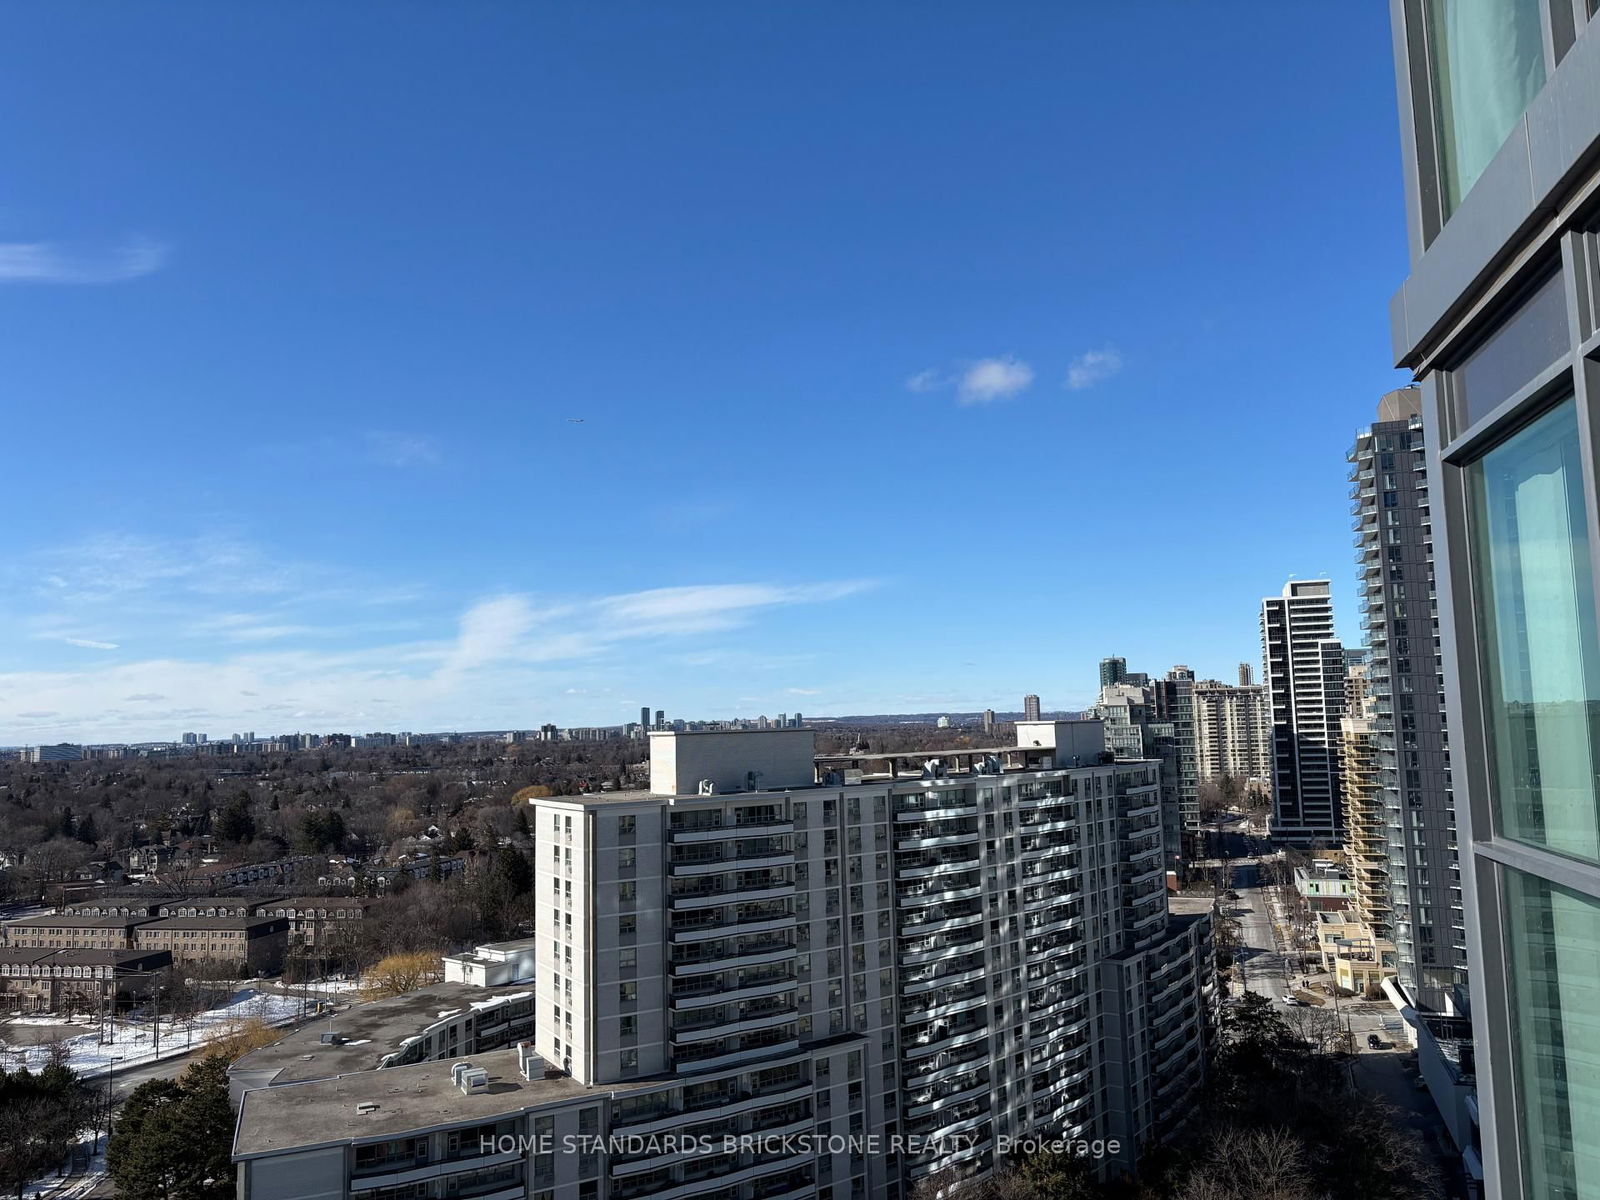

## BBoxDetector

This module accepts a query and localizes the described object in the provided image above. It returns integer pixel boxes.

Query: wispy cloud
[958,357,1034,404]
[0,559,874,741]
[365,432,440,468]
[908,357,1035,405]
[60,636,120,651]
[0,237,168,285]
[1065,347,1122,391]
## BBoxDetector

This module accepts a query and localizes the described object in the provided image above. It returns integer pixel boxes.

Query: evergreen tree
[106,1055,235,1200]
[0,1063,95,1200]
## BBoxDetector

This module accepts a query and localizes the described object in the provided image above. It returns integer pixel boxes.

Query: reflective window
[1427,0,1546,216]
[1454,268,1568,428]
[1468,399,1600,863]
[1502,868,1600,1199]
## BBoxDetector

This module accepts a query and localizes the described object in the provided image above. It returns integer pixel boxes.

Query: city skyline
[1,5,1402,744]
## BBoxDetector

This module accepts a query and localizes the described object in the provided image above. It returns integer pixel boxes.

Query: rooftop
[258,896,376,911]
[138,916,287,931]
[234,1047,648,1157]
[0,947,172,967]
[230,981,538,1086]
[6,914,152,929]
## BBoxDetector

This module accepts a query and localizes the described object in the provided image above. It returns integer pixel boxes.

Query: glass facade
[1467,399,1600,866]
[1427,0,1547,215]
[1502,868,1600,1200]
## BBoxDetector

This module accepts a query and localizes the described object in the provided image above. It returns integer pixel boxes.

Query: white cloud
[1065,346,1123,391]
[61,636,120,651]
[597,582,872,635]
[957,357,1034,405]
[0,237,168,284]
[786,687,822,696]
[905,368,943,393]
[365,432,440,468]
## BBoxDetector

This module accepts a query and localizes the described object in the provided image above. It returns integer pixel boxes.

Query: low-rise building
[256,896,377,950]
[132,916,289,975]
[1294,862,1354,912]
[442,937,538,987]
[4,914,150,950]
[0,947,171,1012]
[1315,911,1396,997]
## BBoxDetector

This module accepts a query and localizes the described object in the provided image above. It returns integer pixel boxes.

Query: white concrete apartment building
[233,723,1213,1200]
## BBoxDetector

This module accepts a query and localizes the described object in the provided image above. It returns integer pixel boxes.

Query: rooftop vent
[451,1061,489,1095]
[356,1102,380,1114]
[697,780,716,796]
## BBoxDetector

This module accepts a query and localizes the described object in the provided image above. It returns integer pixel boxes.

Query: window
[618,848,636,869]
[619,947,637,970]
[618,815,636,835]
[620,1049,638,1072]
[619,982,637,1003]
[1468,399,1600,864]
[1501,868,1600,1197]
[1425,0,1546,217]
[619,882,636,902]
[619,913,637,935]
[620,1015,637,1037]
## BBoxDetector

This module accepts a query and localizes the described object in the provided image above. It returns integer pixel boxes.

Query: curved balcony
[904,1021,989,1060]
[898,881,981,907]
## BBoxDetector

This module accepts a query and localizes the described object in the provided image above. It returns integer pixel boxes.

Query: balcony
[675,1030,801,1074]
[674,1004,798,1043]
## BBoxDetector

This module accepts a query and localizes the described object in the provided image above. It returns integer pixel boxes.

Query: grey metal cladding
[1392,18,1600,367]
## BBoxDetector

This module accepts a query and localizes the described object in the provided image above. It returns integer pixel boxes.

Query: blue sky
[1,3,1412,743]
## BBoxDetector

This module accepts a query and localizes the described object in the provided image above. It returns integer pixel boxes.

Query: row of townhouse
[57,894,380,952]
[0,947,173,1012]
[2,913,290,975]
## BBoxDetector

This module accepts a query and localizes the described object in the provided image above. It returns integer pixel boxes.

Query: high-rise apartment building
[1260,580,1346,844]
[1349,390,1463,1013]
[1099,657,1128,689]
[1022,693,1041,722]
[1386,5,1600,1196]
[1192,679,1272,785]
[234,725,1214,1199]
[1088,666,1203,865]
[1236,663,1252,688]
[1149,667,1199,836]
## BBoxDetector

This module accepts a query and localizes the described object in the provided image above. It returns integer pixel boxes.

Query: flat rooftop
[6,914,152,928]
[1167,895,1217,917]
[231,981,537,1086]
[234,1047,657,1157]
[138,916,285,931]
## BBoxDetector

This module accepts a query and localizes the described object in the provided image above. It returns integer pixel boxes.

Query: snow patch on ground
[1,988,302,1076]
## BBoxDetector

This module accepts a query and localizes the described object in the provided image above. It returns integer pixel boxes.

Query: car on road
[1281,994,1305,1006]
[1224,889,1240,899]
[1367,1034,1384,1049]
